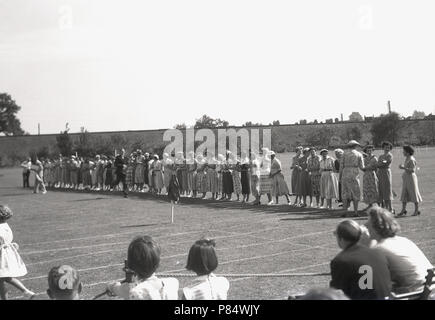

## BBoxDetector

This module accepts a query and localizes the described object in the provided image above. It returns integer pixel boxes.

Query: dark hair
[403,145,415,156]
[381,141,393,149]
[299,288,349,300]
[127,235,161,279]
[363,145,374,153]
[0,205,13,223]
[368,207,400,238]
[335,220,361,244]
[47,265,81,299]
[185,239,218,276]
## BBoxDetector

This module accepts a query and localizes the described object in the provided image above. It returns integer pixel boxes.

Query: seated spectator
[181,239,229,300]
[366,207,433,293]
[330,220,392,300]
[106,235,179,300]
[47,265,82,300]
[296,288,349,300]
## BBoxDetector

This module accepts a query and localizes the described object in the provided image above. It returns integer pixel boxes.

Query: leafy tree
[270,120,280,126]
[194,114,229,129]
[56,130,73,156]
[349,112,363,122]
[174,123,187,130]
[242,121,263,127]
[73,127,94,157]
[370,112,402,146]
[412,110,426,119]
[306,126,334,148]
[0,93,25,135]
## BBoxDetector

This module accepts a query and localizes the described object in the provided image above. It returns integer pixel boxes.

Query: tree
[349,112,363,122]
[344,126,362,142]
[370,112,402,146]
[56,129,73,156]
[194,114,229,129]
[0,93,25,135]
[270,120,280,126]
[306,126,334,147]
[411,110,426,119]
[242,121,263,127]
[73,127,94,157]
[174,123,187,130]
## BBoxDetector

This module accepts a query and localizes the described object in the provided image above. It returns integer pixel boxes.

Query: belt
[322,169,333,172]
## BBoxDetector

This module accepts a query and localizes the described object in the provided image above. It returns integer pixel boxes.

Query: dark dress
[240,163,250,195]
[222,161,234,194]
[144,158,150,185]
[105,161,113,186]
[297,156,311,196]
[334,159,342,202]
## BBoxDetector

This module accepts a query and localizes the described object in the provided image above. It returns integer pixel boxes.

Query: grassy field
[0,148,434,300]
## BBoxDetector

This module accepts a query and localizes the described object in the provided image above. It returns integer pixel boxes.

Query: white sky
[1,0,435,134]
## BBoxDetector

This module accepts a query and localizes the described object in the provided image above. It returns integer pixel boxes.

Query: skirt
[126,167,134,185]
[105,170,113,186]
[217,172,223,194]
[291,168,301,195]
[241,170,251,195]
[377,168,393,201]
[250,174,259,197]
[134,164,145,184]
[400,172,422,203]
[298,170,312,196]
[0,243,27,277]
[310,172,321,197]
[196,171,207,193]
[341,167,361,201]
[320,171,339,200]
[232,171,242,194]
[153,171,164,189]
[164,168,174,189]
[222,171,234,194]
[177,169,188,192]
[271,172,289,197]
[259,174,273,195]
[363,170,379,204]
[207,169,219,193]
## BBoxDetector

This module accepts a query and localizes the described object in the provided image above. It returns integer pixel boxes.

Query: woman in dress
[175,152,188,196]
[216,154,225,199]
[398,146,422,216]
[319,149,339,210]
[152,155,164,194]
[269,151,291,205]
[297,148,311,207]
[240,151,251,203]
[229,152,242,201]
[148,155,155,193]
[249,151,261,205]
[195,154,207,198]
[340,140,365,217]
[258,148,273,205]
[105,156,113,191]
[362,145,379,209]
[134,150,145,192]
[126,156,135,191]
[206,151,219,200]
[307,148,321,208]
[377,141,394,213]
[163,153,175,195]
[290,146,303,206]
[333,149,344,206]
[220,152,234,200]
[186,151,197,198]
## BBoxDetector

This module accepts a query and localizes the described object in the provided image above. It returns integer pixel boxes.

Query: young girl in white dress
[182,239,229,300]
[0,205,35,299]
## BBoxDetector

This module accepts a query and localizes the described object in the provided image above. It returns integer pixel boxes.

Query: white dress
[183,274,230,300]
[0,223,28,277]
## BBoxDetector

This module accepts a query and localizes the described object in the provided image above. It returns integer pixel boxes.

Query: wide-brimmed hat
[320,149,328,154]
[347,140,361,147]
[269,151,276,156]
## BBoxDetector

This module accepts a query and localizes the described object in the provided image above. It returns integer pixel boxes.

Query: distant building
[300,119,307,125]
[325,118,333,124]
[334,118,340,123]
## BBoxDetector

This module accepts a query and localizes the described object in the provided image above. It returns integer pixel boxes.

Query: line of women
[290,140,423,217]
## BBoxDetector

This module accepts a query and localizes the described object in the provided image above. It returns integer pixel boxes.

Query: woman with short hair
[366,207,433,293]
[398,145,423,216]
[377,141,394,213]
[362,145,379,209]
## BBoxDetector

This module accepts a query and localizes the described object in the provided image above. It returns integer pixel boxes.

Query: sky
[1,0,435,134]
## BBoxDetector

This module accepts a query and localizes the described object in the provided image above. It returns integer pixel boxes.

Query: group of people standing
[290,139,423,217]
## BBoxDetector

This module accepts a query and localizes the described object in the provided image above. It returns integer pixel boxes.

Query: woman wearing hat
[152,154,164,194]
[269,151,291,205]
[340,140,365,217]
[319,149,338,209]
[377,141,394,213]
[163,153,175,195]
[333,149,344,206]
[398,145,422,216]
[362,145,379,209]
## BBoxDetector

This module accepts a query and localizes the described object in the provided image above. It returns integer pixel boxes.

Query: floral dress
[363,155,379,205]
[341,150,364,201]
[307,155,321,197]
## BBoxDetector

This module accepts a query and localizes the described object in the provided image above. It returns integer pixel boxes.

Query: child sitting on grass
[47,265,82,300]
[106,235,179,300]
[182,239,229,300]
[0,205,35,300]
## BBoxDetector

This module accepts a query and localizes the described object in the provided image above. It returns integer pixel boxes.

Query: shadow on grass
[120,223,162,228]
[70,197,111,202]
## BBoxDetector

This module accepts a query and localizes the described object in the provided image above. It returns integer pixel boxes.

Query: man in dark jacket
[330,220,392,300]
[113,148,129,198]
